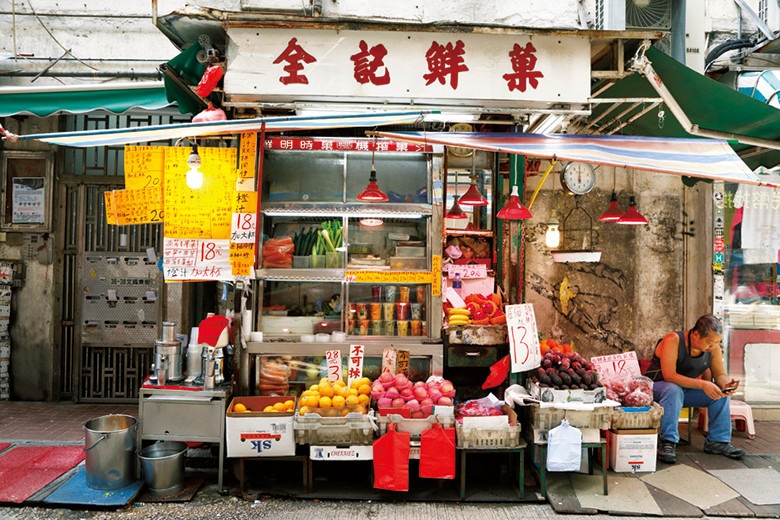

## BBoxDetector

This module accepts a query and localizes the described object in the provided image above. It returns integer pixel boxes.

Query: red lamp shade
[458,180,488,206]
[445,200,469,219]
[617,196,648,225]
[598,192,624,222]
[356,168,388,202]
[496,185,533,220]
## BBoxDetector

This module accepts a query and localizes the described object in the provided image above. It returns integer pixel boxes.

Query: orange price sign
[326,349,342,383]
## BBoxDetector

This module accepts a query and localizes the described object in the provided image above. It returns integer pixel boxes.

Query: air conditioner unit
[626,0,673,30]
[759,0,780,34]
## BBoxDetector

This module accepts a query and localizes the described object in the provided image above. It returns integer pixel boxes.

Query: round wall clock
[448,123,474,157]
[560,162,597,195]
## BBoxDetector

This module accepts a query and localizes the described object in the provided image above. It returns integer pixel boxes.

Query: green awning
[0,83,173,118]
[593,46,780,171]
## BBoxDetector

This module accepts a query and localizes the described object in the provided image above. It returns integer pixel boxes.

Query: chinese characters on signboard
[227,29,589,104]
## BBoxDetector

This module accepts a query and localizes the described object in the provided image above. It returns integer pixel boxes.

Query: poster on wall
[11,177,45,224]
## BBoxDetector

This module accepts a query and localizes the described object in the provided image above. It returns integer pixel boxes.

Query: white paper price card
[325,349,342,383]
[347,344,365,387]
[590,351,641,382]
[505,304,541,373]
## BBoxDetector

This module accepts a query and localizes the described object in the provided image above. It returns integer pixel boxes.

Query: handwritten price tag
[505,304,541,373]
[326,349,342,383]
[590,352,641,382]
[445,264,487,279]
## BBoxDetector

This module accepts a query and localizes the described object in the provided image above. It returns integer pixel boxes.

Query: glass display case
[253,139,443,341]
[245,139,445,396]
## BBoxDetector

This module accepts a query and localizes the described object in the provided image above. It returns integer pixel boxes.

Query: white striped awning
[373,131,771,186]
[18,111,428,147]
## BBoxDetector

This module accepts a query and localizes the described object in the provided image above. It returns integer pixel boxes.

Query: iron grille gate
[59,112,183,402]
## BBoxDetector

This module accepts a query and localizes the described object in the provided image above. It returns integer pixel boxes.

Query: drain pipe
[629,42,780,154]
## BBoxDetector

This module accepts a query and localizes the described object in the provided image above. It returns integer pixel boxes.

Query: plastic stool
[699,399,756,439]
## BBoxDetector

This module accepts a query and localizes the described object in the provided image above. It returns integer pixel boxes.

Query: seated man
[644,314,744,464]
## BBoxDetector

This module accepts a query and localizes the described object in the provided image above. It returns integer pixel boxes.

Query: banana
[448,317,471,325]
[447,308,471,316]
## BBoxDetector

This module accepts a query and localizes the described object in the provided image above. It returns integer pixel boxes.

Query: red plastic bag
[482,355,510,389]
[373,423,410,491]
[419,424,455,479]
[196,64,224,97]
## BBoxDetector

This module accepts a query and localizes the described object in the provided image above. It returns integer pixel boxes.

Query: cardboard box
[226,396,296,458]
[608,429,658,473]
[527,380,607,404]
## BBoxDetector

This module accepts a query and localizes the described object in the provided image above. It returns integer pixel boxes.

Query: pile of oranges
[261,399,295,413]
[298,377,372,416]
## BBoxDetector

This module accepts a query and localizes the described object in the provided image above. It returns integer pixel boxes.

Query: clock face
[448,123,474,157]
[560,162,597,195]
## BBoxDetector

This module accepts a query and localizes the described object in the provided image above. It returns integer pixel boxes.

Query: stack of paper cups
[187,327,201,379]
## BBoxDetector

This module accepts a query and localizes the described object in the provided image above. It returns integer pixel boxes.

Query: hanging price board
[505,303,542,373]
[326,349,342,383]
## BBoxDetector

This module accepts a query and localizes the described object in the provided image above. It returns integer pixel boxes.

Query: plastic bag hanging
[546,419,582,472]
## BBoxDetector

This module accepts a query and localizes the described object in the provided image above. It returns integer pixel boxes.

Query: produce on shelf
[446,306,471,326]
[603,375,654,407]
[528,346,602,390]
[370,372,456,418]
[298,377,371,416]
[454,397,505,424]
[257,361,291,396]
[292,227,319,256]
[262,236,294,268]
[312,219,342,255]
[444,292,506,326]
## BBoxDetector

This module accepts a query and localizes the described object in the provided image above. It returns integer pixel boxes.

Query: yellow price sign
[344,270,434,284]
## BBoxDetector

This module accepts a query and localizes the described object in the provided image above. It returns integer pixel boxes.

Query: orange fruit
[319,383,334,398]
[332,395,346,409]
[233,403,248,413]
[345,394,360,407]
[341,407,352,417]
[348,388,359,396]
[358,383,371,395]
[303,395,318,408]
[284,399,295,409]
[357,394,370,406]
[273,401,287,412]
[263,405,275,412]
[318,396,332,408]
[336,386,350,398]
[298,406,310,416]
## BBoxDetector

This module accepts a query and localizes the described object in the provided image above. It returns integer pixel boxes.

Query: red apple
[400,388,414,400]
[384,387,399,400]
[413,386,428,400]
[379,370,394,383]
[394,373,409,388]
[377,397,393,408]
[391,397,406,408]
[440,381,455,397]
[437,396,453,406]
[406,399,421,412]
[411,411,426,419]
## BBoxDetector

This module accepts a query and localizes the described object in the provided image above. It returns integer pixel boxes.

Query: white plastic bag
[546,419,582,472]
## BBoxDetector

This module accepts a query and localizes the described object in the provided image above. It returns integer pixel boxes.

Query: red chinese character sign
[505,304,542,373]
[347,344,365,387]
[227,28,589,105]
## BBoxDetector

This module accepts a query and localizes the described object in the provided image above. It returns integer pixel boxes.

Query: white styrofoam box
[608,429,658,473]
[527,381,607,404]
[309,445,373,461]
[226,396,296,458]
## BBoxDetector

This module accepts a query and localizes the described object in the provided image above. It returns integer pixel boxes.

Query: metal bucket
[138,441,187,494]
[83,414,138,490]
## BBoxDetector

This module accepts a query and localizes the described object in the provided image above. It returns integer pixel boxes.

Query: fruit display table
[531,435,608,497]
[459,441,527,499]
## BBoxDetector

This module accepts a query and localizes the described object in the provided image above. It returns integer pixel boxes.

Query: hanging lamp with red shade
[458,155,488,206]
[617,196,648,225]
[496,185,532,220]
[357,137,388,202]
[598,172,623,222]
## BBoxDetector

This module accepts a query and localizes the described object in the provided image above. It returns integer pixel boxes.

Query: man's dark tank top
[644,330,712,381]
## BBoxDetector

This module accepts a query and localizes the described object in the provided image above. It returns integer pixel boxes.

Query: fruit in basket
[234,403,248,413]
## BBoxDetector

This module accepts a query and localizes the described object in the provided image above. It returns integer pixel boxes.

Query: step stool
[698,399,756,439]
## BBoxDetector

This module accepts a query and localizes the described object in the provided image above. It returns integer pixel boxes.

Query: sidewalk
[0,399,779,519]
